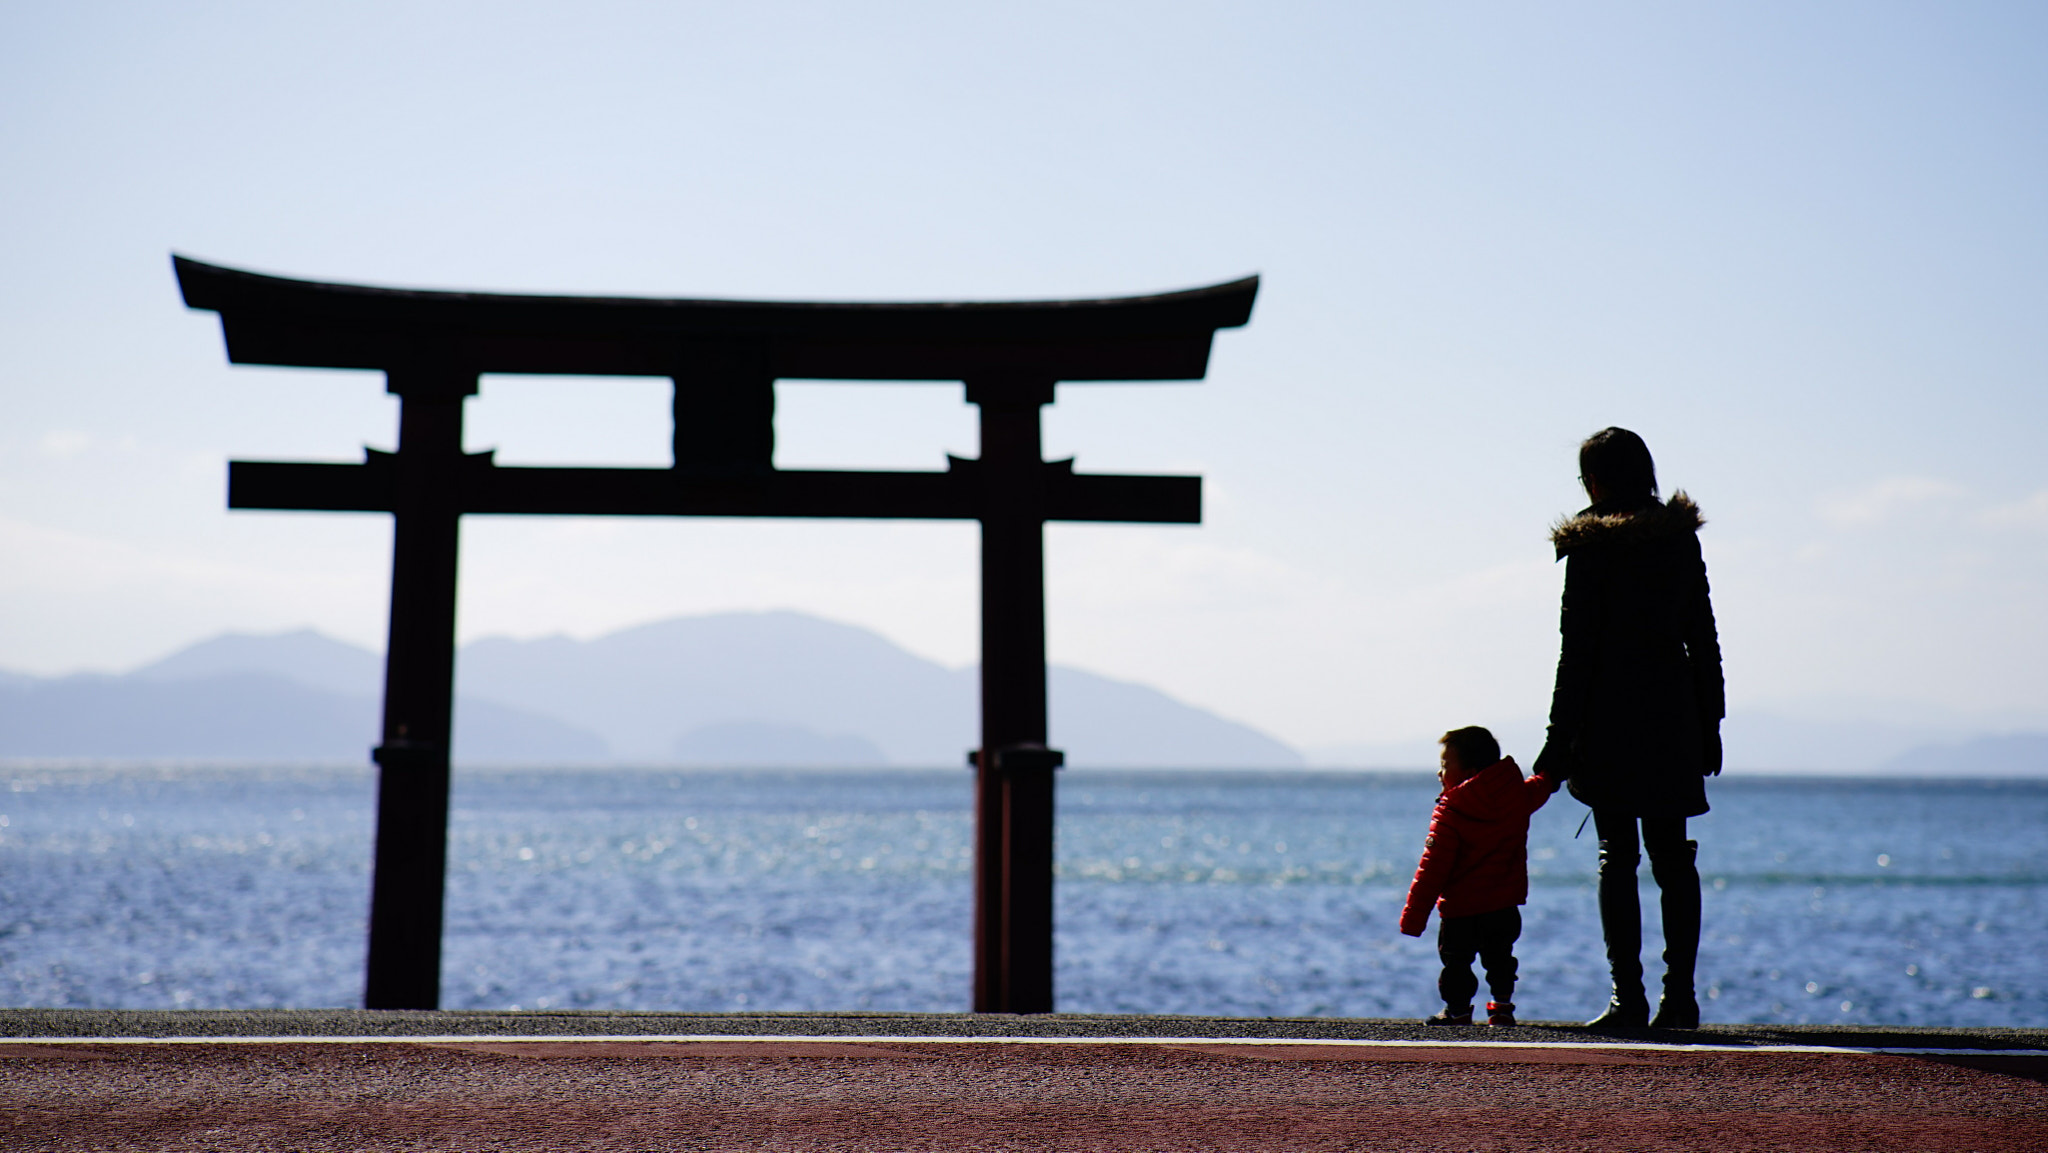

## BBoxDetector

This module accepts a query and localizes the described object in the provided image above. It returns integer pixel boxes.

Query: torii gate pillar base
[972,745,1061,1013]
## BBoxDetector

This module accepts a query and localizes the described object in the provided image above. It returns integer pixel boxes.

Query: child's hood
[1442,757,1531,821]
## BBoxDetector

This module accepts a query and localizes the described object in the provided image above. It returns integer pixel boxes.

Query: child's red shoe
[1486,1001,1516,1027]
[1424,1005,1474,1026]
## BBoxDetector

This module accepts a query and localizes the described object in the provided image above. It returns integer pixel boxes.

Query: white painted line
[2,1034,2043,1058]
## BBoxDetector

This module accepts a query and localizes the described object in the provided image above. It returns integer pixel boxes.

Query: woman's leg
[1590,809,1647,1024]
[1643,817,1701,1026]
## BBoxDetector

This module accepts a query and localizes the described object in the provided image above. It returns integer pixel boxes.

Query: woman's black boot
[1649,993,1699,1029]
[1588,995,1649,1028]
[1588,839,1649,1027]
[1648,839,1702,1028]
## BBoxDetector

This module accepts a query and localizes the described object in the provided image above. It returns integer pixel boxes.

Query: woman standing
[1534,428,1723,1029]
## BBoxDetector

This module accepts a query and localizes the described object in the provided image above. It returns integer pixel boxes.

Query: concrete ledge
[5,1008,2042,1051]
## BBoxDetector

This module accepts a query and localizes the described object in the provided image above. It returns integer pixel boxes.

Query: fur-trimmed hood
[1550,492,1703,559]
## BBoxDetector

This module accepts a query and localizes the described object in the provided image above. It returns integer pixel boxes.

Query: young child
[1399,726,1560,1026]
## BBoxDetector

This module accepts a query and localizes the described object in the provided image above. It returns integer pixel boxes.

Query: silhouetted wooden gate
[176,256,1256,1012]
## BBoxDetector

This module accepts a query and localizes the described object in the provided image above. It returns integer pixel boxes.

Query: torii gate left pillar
[363,367,471,1010]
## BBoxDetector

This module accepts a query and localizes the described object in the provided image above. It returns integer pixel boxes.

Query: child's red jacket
[1399,756,1559,936]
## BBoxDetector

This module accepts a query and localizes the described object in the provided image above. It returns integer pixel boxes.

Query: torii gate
[175,256,1257,1013]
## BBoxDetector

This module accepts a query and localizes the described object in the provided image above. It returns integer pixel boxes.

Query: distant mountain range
[0,612,1303,768]
[1874,732,2048,777]
[5,613,2043,774]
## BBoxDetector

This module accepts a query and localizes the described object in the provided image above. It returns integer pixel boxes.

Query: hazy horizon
[7,613,2045,777]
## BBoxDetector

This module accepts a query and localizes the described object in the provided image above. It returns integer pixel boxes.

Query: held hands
[1703,723,1723,777]
[1532,728,1573,783]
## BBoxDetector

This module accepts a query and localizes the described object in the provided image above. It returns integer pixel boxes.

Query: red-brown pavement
[4,1014,2045,1151]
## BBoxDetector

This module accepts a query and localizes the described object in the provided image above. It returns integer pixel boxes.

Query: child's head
[1437,726,1501,788]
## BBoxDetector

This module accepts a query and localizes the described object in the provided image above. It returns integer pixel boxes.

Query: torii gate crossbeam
[175,256,1256,1013]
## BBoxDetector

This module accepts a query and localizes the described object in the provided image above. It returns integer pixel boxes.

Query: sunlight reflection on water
[1,767,2041,1025]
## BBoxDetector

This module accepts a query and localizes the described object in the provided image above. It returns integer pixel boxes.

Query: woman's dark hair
[1440,726,1501,770]
[1578,427,1658,504]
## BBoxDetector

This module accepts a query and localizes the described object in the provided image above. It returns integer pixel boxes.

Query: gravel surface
[3,1036,2044,1151]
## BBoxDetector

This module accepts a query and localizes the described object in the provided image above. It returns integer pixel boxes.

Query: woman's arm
[1683,533,1725,774]
[1534,553,1598,780]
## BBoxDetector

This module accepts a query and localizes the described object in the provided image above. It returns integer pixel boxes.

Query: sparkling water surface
[2,766,2042,1026]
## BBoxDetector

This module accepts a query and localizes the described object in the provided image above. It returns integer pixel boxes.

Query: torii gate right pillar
[970,376,1061,1013]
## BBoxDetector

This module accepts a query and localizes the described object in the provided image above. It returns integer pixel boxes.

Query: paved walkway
[5,1012,2044,1151]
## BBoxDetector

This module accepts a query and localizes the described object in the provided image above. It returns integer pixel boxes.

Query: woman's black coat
[1536,493,1723,818]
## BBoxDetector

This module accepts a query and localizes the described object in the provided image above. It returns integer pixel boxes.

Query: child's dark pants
[1437,906,1521,1008]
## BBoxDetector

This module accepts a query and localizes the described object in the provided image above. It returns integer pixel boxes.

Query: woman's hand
[1532,727,1573,782]
[1702,724,1723,776]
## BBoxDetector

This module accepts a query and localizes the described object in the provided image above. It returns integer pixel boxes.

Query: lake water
[2,766,2042,1027]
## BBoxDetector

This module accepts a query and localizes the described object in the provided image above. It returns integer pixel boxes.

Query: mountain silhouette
[134,628,383,696]
[1,612,1303,768]
[456,611,1301,767]
[1879,732,2048,777]
[0,667,605,763]
[458,613,970,763]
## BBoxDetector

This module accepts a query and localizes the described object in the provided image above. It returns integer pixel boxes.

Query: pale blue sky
[3,2,2045,751]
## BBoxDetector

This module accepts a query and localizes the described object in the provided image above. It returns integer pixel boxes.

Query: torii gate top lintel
[172,255,1257,385]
